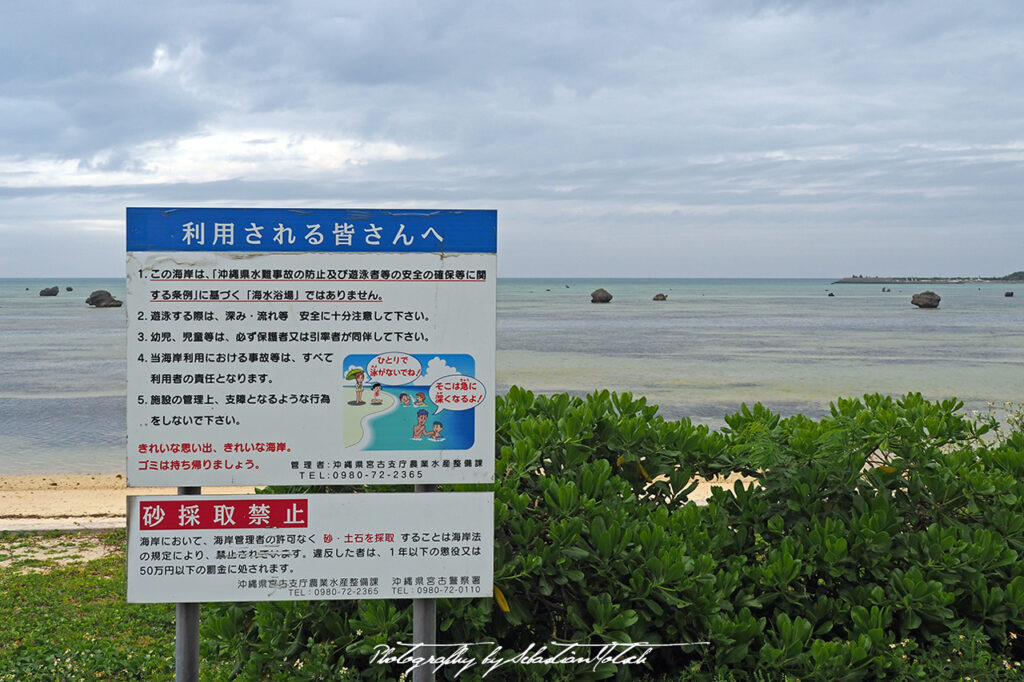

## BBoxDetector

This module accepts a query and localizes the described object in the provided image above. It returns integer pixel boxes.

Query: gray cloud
[1,0,1022,276]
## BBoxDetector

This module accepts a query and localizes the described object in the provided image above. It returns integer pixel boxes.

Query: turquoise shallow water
[1,277,1021,474]
[361,387,475,451]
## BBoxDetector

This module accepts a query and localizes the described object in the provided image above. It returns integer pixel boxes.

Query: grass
[3,528,1022,681]
[0,529,233,681]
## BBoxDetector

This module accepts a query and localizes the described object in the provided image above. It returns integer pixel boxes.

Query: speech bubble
[366,352,422,385]
[428,374,487,414]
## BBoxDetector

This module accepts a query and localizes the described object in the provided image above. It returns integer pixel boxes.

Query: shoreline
[830,276,1016,284]
[0,474,257,531]
[0,472,750,532]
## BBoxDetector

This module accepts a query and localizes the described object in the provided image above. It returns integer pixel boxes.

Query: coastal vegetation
[204,389,1024,680]
[0,529,231,680]
[3,391,1023,680]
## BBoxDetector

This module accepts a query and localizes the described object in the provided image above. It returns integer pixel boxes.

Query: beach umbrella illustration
[345,366,367,404]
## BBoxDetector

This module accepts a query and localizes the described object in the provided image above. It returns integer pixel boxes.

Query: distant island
[832,271,1024,284]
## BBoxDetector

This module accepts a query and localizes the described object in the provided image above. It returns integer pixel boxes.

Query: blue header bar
[127,208,496,253]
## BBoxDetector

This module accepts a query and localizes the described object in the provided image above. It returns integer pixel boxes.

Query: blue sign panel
[127,208,496,253]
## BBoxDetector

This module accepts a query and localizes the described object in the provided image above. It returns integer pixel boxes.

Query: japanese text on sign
[127,208,496,487]
[127,492,494,604]
[139,499,308,530]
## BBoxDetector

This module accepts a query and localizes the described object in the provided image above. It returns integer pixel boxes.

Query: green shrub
[203,389,1024,680]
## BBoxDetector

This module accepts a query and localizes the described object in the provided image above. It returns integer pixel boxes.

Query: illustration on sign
[342,353,482,450]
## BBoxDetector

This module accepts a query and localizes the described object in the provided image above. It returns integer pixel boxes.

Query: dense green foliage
[203,389,1024,680]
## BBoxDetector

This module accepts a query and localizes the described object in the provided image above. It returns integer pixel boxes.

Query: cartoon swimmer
[413,409,429,440]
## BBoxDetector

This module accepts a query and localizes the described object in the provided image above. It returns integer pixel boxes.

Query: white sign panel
[126,492,494,603]
[126,208,496,486]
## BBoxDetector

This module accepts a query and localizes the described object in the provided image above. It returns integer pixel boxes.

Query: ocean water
[496,278,1024,424]
[1,277,1021,474]
[1,278,127,474]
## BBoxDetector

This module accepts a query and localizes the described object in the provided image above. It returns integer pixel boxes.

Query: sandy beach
[0,474,257,532]
[0,473,753,532]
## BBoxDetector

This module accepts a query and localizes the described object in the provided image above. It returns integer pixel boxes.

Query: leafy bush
[203,389,1024,680]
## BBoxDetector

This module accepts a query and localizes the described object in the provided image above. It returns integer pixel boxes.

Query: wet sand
[0,474,256,531]
[0,472,754,531]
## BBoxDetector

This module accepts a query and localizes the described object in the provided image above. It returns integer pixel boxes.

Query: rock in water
[66,286,73,291]
[590,288,613,303]
[653,293,667,301]
[911,291,941,308]
[1006,291,1014,297]
[86,290,123,308]
[39,286,59,296]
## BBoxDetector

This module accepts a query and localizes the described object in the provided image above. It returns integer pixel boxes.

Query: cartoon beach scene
[341,364,395,439]
[341,353,482,450]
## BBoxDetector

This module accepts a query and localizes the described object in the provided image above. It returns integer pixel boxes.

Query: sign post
[413,482,439,682]
[175,485,200,682]
[126,208,496,676]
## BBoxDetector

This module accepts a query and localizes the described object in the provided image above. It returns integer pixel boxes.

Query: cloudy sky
[2,1,1022,278]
